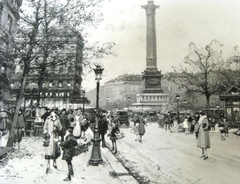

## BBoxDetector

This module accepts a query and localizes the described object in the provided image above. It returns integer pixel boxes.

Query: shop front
[220,85,240,128]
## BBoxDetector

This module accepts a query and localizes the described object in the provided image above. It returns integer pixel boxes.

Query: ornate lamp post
[176,94,180,124]
[216,105,220,120]
[89,65,104,166]
[82,90,86,115]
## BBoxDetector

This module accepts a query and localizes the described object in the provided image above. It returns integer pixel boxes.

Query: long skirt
[197,129,210,149]
[73,123,81,138]
[45,133,60,159]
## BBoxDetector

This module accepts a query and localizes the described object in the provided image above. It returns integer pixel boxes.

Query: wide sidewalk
[0,129,138,184]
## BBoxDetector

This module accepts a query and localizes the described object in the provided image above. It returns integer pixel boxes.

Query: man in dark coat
[99,112,108,148]
[59,109,68,141]
[60,129,77,181]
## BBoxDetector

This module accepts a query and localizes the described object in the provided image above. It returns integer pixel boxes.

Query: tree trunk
[7,75,27,147]
[206,94,210,117]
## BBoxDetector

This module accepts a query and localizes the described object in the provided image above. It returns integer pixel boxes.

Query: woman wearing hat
[73,109,83,139]
[43,109,62,173]
[197,112,211,160]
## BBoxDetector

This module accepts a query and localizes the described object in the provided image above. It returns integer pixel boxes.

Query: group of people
[130,113,147,143]
[42,107,125,181]
[42,107,91,181]
[157,110,234,160]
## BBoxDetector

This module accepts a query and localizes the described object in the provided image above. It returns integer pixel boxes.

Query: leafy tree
[171,39,225,114]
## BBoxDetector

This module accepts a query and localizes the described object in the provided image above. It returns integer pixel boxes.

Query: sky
[81,0,240,91]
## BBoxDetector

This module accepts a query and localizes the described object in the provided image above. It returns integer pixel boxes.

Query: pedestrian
[43,108,62,173]
[99,112,108,148]
[194,113,200,139]
[59,109,67,141]
[13,109,25,148]
[134,122,140,141]
[218,119,226,141]
[110,120,120,154]
[138,114,147,142]
[223,118,229,137]
[163,113,172,132]
[211,118,216,131]
[188,116,194,134]
[73,109,83,139]
[80,114,89,140]
[182,117,189,134]
[59,129,77,181]
[197,112,210,160]
[157,112,164,128]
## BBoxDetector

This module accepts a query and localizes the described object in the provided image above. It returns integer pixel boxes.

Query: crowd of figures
[155,111,240,160]
[1,106,240,180]
[41,107,112,181]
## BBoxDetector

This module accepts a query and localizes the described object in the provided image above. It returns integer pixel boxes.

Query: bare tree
[171,39,225,114]
[216,45,240,92]
[6,0,115,146]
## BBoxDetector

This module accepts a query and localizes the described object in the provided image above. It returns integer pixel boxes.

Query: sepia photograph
[0,0,240,183]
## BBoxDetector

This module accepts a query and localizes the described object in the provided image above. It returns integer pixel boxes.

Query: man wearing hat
[99,111,108,148]
[59,108,67,141]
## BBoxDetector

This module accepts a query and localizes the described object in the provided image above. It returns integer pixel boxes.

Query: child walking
[109,120,120,154]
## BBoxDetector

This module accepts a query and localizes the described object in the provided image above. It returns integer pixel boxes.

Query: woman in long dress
[43,110,62,173]
[138,115,147,143]
[73,110,83,139]
[197,112,210,160]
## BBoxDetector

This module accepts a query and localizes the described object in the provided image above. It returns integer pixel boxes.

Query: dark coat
[110,125,120,141]
[59,114,67,135]
[99,116,108,135]
[17,114,25,128]
[61,134,77,161]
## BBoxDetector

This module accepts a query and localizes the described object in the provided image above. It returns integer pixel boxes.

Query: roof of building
[105,74,142,83]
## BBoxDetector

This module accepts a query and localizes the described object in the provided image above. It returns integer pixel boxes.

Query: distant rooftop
[105,74,142,83]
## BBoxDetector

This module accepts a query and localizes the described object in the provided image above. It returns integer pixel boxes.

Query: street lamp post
[82,90,86,115]
[216,105,220,120]
[176,94,180,124]
[89,65,104,166]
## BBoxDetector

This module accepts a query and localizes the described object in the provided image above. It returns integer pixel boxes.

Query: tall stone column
[142,0,159,71]
[132,0,169,110]
[141,0,162,93]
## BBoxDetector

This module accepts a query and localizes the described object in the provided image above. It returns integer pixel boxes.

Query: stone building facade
[86,73,185,112]
[0,0,22,109]
[10,30,87,110]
